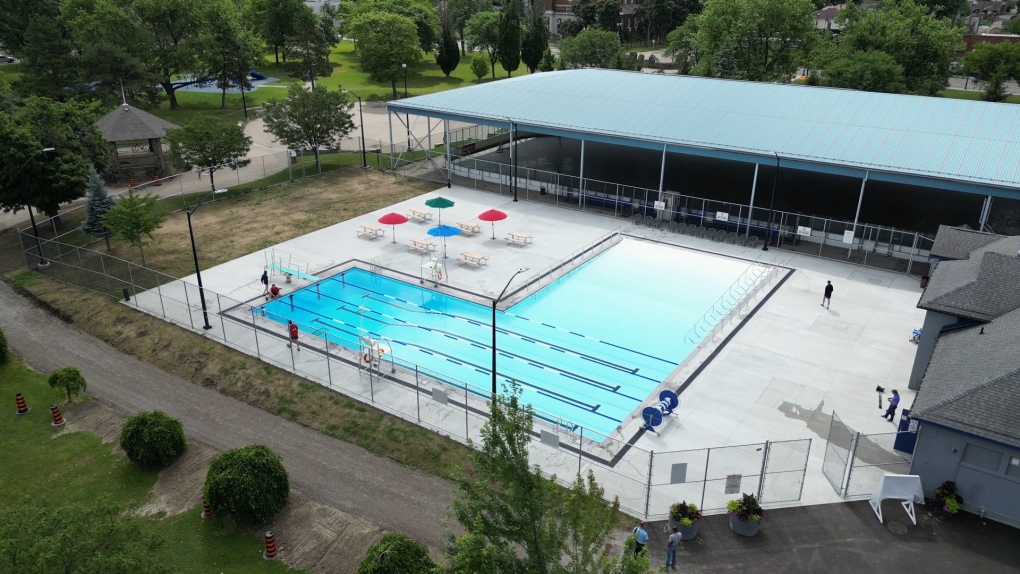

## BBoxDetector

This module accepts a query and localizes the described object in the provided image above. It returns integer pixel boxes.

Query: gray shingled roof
[930,225,1001,260]
[918,252,1020,321]
[96,104,180,142]
[911,309,1020,449]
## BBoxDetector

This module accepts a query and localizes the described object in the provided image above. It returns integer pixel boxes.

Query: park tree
[120,410,187,469]
[663,0,815,81]
[564,0,621,37]
[101,189,165,266]
[0,500,168,574]
[356,533,438,574]
[165,119,252,192]
[197,0,265,108]
[918,0,969,19]
[812,48,906,93]
[248,0,305,63]
[634,0,701,45]
[814,0,962,96]
[262,86,355,170]
[205,444,290,523]
[963,41,1020,102]
[15,15,83,102]
[349,12,421,98]
[126,0,207,109]
[471,55,490,80]
[0,0,60,56]
[437,23,463,77]
[0,326,9,365]
[466,11,502,78]
[559,29,624,69]
[80,166,116,249]
[522,0,549,73]
[497,0,523,78]
[288,5,337,90]
[538,49,557,72]
[352,0,441,53]
[449,0,485,55]
[562,472,649,574]
[48,366,87,402]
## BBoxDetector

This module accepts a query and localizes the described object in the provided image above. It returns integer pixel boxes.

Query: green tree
[918,0,969,19]
[356,533,438,574]
[127,0,206,109]
[262,86,354,170]
[497,0,523,77]
[963,41,1020,102]
[165,119,252,192]
[562,472,649,574]
[197,0,265,108]
[48,366,87,402]
[15,15,82,101]
[538,49,556,71]
[248,0,304,63]
[0,0,59,56]
[634,0,701,44]
[438,25,462,76]
[465,11,502,78]
[80,165,116,249]
[288,5,337,90]
[471,55,490,80]
[205,444,290,524]
[349,12,421,98]
[352,0,440,53]
[449,0,485,55]
[522,0,549,73]
[120,410,188,469]
[101,189,165,266]
[559,29,624,69]
[0,326,9,365]
[0,500,167,574]
[564,0,622,37]
[813,48,906,93]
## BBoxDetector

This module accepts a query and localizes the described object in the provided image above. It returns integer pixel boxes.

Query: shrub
[0,326,9,365]
[726,493,764,523]
[933,480,963,515]
[120,410,187,469]
[668,500,702,527]
[47,367,87,402]
[204,445,290,524]
[471,56,489,81]
[356,533,437,574]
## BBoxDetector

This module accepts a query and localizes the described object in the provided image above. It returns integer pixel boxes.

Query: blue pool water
[262,239,749,436]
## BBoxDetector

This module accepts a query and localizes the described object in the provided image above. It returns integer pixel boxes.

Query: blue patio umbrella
[427,224,461,259]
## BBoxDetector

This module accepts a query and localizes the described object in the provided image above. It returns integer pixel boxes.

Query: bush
[668,500,702,527]
[119,410,187,469]
[47,366,87,402]
[204,445,290,524]
[726,493,764,523]
[471,56,489,81]
[0,326,8,365]
[356,533,437,574]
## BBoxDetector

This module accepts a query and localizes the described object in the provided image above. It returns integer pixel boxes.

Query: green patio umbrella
[424,196,455,225]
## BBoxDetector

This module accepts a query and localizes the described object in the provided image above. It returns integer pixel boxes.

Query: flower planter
[728,514,761,537]
[677,521,698,541]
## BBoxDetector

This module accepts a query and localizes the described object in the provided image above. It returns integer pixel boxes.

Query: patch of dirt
[268,491,389,574]
[55,400,127,452]
[134,442,217,517]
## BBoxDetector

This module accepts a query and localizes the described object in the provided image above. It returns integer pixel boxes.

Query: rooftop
[96,103,181,142]
[929,225,1001,260]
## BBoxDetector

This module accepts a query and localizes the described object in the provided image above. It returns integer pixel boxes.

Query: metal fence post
[182,282,195,329]
[251,308,262,359]
[464,384,469,440]
[842,432,861,499]
[415,366,421,422]
[324,334,332,387]
[578,427,583,476]
[701,448,711,510]
[644,450,654,519]
[757,441,771,501]
[126,264,138,307]
[798,439,812,501]
[216,294,226,339]
[153,269,167,318]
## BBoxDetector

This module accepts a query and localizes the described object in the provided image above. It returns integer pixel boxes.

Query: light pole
[402,63,408,98]
[401,63,410,149]
[762,152,780,252]
[17,147,57,269]
[491,267,529,397]
[186,188,228,330]
[342,89,368,168]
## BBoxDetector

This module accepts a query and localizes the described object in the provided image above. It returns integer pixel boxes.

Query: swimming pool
[261,239,750,436]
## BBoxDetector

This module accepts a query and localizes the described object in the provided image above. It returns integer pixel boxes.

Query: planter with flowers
[727,493,765,537]
[932,481,963,517]
[668,501,702,540]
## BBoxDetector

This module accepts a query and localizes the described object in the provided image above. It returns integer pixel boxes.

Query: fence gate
[822,411,856,496]
[758,439,812,504]
[844,432,913,498]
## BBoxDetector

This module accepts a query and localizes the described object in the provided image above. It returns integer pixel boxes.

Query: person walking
[665,525,682,570]
[261,269,269,298]
[821,280,834,309]
[287,320,300,351]
[884,389,900,422]
[632,521,649,556]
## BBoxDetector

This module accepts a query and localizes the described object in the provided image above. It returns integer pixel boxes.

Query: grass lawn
[940,88,1020,104]
[0,359,300,573]
[0,62,23,84]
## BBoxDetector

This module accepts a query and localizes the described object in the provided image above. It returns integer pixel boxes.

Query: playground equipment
[641,390,680,433]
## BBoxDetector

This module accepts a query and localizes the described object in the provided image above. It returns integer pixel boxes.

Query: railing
[683,256,786,346]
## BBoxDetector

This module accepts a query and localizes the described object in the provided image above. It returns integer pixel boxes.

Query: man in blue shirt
[884,389,900,422]
[632,521,649,555]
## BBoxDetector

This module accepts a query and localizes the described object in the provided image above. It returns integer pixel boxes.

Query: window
[962,444,1003,472]
[1007,456,1020,478]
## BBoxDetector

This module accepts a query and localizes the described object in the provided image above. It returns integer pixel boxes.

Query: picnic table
[356,224,385,239]
[408,208,433,223]
[407,238,436,254]
[457,221,481,236]
[505,231,534,247]
[457,251,488,267]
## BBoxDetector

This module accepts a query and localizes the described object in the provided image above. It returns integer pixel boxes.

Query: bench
[458,221,481,236]
[457,251,488,267]
[407,239,435,254]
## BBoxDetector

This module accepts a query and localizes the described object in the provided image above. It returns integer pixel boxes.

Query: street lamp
[762,152,780,252]
[402,63,408,98]
[18,147,57,269]
[342,89,368,168]
[186,188,228,330]
[491,267,529,397]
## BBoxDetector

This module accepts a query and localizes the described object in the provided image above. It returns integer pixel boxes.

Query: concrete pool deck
[131,183,924,515]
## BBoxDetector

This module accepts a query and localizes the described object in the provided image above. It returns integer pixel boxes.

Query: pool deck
[134,183,924,515]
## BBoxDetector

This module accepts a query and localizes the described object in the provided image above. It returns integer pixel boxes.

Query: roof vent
[980,327,985,335]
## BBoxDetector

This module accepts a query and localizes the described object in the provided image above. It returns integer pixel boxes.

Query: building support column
[746,164,759,238]
[847,171,869,258]
[578,139,586,207]
[387,110,395,170]
[978,195,993,231]
[444,119,451,188]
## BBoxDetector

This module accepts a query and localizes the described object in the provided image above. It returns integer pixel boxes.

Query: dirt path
[0,280,455,555]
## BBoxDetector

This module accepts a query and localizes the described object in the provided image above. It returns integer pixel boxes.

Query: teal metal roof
[388,69,1020,199]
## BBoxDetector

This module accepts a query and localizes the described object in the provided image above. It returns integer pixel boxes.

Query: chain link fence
[823,411,915,499]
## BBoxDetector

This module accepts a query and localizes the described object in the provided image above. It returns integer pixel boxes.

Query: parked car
[0,54,15,63]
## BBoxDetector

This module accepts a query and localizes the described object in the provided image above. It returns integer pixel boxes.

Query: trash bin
[920,275,930,289]
[540,186,546,195]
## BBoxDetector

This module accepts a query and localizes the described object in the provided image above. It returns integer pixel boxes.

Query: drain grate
[887,521,908,534]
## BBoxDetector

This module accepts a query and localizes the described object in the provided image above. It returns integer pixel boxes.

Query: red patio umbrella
[378,212,409,244]
[478,209,508,240]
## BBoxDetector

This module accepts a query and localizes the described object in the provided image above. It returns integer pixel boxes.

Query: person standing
[665,525,682,570]
[287,320,300,351]
[632,521,649,556]
[885,389,900,422]
[261,269,269,298]
[821,280,834,309]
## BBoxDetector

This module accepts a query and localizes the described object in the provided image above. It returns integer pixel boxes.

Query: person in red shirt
[287,320,300,351]
[269,284,281,299]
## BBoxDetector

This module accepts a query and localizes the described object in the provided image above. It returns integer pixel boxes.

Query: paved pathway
[0,280,456,548]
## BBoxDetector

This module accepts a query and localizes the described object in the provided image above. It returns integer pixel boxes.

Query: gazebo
[96,103,180,182]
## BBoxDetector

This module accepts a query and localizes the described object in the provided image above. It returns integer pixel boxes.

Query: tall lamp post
[18,147,57,269]
[342,89,368,168]
[491,267,529,398]
[186,188,228,330]
[762,152,780,252]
